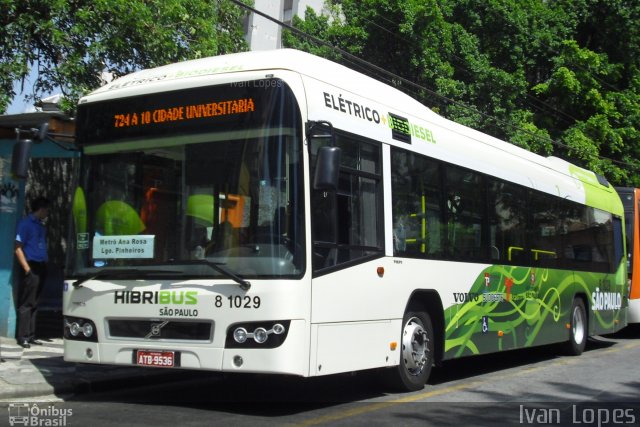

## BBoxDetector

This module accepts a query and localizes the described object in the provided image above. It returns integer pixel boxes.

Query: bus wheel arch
[563,295,588,356]
[383,290,443,391]
[404,290,444,366]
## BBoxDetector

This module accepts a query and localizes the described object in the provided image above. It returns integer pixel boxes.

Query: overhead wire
[229,0,639,172]
[356,13,582,127]
[362,12,640,170]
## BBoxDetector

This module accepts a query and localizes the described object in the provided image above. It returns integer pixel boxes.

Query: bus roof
[81,49,621,215]
[86,49,433,116]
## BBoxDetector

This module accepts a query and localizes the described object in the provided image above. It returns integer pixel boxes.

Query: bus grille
[107,319,213,341]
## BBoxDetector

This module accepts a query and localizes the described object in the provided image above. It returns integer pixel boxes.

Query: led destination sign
[113,98,255,128]
[77,79,296,144]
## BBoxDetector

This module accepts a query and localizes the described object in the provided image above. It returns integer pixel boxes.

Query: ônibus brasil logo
[8,403,72,426]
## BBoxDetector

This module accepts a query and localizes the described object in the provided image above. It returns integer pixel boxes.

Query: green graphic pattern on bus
[444,264,626,358]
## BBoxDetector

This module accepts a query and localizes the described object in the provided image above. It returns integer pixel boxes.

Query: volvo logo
[145,321,169,339]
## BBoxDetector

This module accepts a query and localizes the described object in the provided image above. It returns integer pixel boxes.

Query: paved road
[3,328,639,427]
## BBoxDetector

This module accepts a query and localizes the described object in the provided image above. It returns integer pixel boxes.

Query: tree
[0,0,251,114]
[532,40,637,182]
[284,0,640,185]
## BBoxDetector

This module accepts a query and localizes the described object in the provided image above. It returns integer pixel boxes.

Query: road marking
[600,341,640,354]
[291,381,481,427]
[293,340,640,426]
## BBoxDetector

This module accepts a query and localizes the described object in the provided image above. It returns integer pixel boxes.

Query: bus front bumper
[63,319,308,376]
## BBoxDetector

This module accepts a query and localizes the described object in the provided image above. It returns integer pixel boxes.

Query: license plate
[135,350,176,368]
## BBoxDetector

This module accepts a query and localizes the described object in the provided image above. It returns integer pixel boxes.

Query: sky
[6,67,106,115]
[7,94,36,114]
[7,80,38,114]
[5,68,53,114]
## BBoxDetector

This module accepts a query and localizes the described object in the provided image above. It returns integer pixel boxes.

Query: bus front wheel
[384,309,434,391]
[563,298,587,356]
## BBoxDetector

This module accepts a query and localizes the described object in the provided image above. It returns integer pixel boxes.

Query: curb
[0,383,58,400]
[0,336,207,400]
[0,365,201,400]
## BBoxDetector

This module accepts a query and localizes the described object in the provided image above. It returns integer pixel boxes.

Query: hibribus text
[114,290,198,305]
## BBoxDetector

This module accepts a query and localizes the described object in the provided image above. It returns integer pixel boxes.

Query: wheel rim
[572,305,585,345]
[401,317,430,376]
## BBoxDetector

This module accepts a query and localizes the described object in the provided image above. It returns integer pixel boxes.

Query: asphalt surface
[0,336,198,400]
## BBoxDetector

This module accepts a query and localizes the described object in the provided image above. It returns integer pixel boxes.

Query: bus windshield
[69,80,304,279]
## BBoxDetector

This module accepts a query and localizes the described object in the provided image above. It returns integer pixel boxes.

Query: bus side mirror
[313,146,341,191]
[11,139,33,179]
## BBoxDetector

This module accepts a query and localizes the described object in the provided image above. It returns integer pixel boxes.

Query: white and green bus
[61,49,628,391]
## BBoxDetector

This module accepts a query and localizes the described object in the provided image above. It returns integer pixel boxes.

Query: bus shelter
[0,112,77,338]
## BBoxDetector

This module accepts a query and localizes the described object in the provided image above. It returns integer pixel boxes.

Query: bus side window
[529,192,560,268]
[488,179,527,265]
[390,148,444,258]
[310,132,383,273]
[444,165,486,261]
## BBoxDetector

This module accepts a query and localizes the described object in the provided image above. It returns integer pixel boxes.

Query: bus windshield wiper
[72,268,182,288]
[184,260,251,291]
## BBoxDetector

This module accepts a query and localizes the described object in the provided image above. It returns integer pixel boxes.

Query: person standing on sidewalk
[15,196,50,349]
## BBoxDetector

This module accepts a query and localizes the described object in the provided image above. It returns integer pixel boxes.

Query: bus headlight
[69,322,81,337]
[64,316,98,342]
[82,322,94,338]
[233,327,248,344]
[253,327,268,344]
[226,320,291,348]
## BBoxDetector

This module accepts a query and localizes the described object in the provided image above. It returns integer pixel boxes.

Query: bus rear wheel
[384,309,434,392]
[563,298,587,356]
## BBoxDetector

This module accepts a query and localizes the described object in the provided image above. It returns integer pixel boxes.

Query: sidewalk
[0,336,188,400]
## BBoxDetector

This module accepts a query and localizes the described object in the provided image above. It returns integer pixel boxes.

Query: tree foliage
[25,158,77,267]
[283,0,640,186]
[0,0,250,114]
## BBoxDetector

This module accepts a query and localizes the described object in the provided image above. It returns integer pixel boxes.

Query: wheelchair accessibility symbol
[482,316,489,334]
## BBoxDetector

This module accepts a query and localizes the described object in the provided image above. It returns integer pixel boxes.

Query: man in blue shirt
[15,196,50,349]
